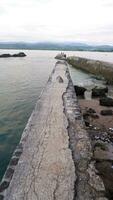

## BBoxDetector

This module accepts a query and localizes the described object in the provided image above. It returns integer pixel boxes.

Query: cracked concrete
[2,61,76,200]
[0,61,108,200]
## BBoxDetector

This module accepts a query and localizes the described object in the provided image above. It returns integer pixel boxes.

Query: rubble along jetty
[0,60,108,200]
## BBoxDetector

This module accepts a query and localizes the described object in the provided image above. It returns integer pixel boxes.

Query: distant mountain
[0,42,113,52]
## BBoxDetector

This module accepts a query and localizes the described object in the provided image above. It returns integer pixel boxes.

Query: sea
[0,49,113,180]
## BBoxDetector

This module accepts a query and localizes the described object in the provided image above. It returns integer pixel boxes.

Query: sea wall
[0,61,108,200]
[67,56,113,84]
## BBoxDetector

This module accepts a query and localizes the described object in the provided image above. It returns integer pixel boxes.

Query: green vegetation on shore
[0,42,113,52]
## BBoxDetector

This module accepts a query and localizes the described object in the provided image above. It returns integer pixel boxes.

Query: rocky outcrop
[0,54,11,58]
[100,97,113,106]
[83,108,99,127]
[92,86,108,97]
[100,110,113,115]
[55,53,66,60]
[0,52,26,58]
[74,85,87,96]
[12,52,26,57]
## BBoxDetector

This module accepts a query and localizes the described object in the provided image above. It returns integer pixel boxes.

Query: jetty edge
[0,60,108,200]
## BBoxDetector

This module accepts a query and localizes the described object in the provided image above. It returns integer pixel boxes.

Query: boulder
[12,52,26,57]
[100,110,113,116]
[91,114,99,119]
[87,108,96,114]
[55,53,66,60]
[74,85,87,96]
[0,52,26,58]
[92,86,108,97]
[84,119,90,127]
[0,54,11,58]
[100,97,113,107]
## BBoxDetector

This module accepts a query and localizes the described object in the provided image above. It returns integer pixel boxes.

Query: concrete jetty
[0,61,108,199]
[67,56,113,84]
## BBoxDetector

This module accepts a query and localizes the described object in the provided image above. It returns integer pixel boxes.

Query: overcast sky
[0,0,113,44]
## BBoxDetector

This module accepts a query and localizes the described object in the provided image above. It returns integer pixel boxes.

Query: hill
[0,42,113,52]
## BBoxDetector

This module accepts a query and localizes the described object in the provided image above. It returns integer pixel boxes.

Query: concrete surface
[0,61,108,200]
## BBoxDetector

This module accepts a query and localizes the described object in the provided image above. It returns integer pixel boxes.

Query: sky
[0,0,113,45]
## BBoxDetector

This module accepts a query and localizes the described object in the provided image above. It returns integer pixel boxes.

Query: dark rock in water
[0,54,11,58]
[74,85,87,96]
[92,86,108,97]
[0,52,26,58]
[100,97,113,107]
[12,52,26,57]
[100,110,113,116]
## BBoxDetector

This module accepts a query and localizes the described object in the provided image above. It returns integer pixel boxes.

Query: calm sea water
[0,49,113,180]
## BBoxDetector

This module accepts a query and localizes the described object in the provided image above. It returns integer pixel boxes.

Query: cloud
[0,0,113,44]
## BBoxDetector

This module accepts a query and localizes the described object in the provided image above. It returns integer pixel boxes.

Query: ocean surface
[0,49,113,181]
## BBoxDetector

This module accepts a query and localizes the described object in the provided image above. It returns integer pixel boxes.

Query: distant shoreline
[0,48,113,52]
[0,42,113,52]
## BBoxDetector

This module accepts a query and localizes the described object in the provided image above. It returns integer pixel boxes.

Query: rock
[56,76,64,83]
[0,194,4,200]
[12,52,26,57]
[5,168,14,180]
[10,157,19,166]
[74,85,87,96]
[100,97,113,107]
[0,181,9,192]
[100,110,113,116]
[87,108,96,114]
[92,86,108,97]
[109,128,113,132]
[0,54,11,58]
[91,114,99,119]
[83,108,98,121]
[83,107,99,127]
[96,161,113,199]
[0,52,26,58]
[84,119,90,127]
[83,112,90,127]
[55,53,66,60]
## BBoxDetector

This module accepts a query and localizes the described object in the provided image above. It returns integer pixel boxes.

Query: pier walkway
[0,61,107,200]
